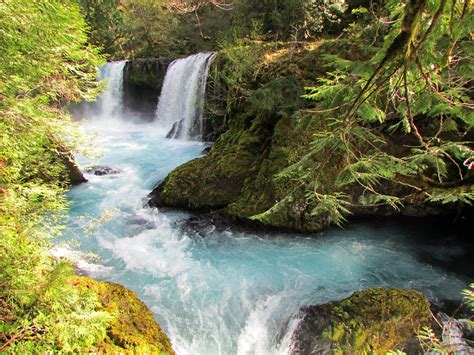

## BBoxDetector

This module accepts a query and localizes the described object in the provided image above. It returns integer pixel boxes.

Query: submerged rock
[73,277,175,354]
[84,165,122,176]
[289,288,431,354]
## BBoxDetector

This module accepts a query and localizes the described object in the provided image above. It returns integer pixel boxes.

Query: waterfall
[95,61,126,119]
[155,52,214,140]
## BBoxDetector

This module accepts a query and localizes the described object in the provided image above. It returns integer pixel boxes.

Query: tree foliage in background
[230,0,346,42]
[0,0,111,351]
[285,0,473,224]
[78,0,350,59]
[78,0,179,58]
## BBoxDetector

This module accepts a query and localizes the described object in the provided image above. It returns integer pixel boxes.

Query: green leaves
[307,192,351,227]
[357,103,386,124]
[294,0,474,226]
[0,0,110,351]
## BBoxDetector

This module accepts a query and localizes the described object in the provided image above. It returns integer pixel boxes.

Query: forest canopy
[77,0,348,58]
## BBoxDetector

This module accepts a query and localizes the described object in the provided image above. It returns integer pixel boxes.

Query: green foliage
[417,326,445,353]
[307,192,351,227]
[0,0,113,351]
[312,288,432,353]
[78,0,349,59]
[463,284,474,311]
[154,1,472,230]
[78,0,180,59]
[418,284,474,353]
[293,0,474,223]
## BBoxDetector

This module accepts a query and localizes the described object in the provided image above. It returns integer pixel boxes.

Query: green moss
[153,38,443,232]
[124,59,170,90]
[73,277,175,354]
[326,288,431,353]
[292,288,432,354]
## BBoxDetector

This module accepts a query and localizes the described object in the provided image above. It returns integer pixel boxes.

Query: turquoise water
[57,119,471,355]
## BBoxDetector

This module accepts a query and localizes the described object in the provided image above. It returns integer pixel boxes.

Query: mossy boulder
[290,288,431,354]
[73,277,175,354]
[149,40,369,231]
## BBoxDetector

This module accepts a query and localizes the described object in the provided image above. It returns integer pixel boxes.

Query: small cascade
[95,61,126,119]
[155,52,214,140]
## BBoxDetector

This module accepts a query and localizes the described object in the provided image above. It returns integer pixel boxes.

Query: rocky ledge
[122,58,172,121]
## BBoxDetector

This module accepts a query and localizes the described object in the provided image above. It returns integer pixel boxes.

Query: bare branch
[165,0,233,13]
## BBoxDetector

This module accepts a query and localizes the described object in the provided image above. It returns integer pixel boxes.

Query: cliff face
[149,41,330,230]
[124,59,172,91]
[149,39,472,232]
[123,58,172,121]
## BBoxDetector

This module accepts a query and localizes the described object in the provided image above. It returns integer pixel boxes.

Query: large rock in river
[73,277,175,354]
[149,39,472,232]
[290,288,431,354]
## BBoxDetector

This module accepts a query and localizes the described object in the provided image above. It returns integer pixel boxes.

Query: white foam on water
[51,245,113,278]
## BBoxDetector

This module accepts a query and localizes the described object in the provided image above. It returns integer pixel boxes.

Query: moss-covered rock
[124,58,172,90]
[149,40,368,230]
[149,39,470,232]
[122,58,172,121]
[72,277,175,354]
[290,288,431,354]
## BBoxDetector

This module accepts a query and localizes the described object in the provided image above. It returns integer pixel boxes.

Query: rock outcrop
[84,165,122,176]
[149,40,472,232]
[290,288,431,354]
[123,58,172,121]
[124,59,172,91]
[73,277,175,354]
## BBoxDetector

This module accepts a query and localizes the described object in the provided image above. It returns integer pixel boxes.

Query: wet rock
[166,120,183,139]
[437,313,474,353]
[148,181,166,208]
[123,58,172,121]
[124,58,172,91]
[201,145,212,154]
[64,156,88,184]
[85,165,122,176]
[290,288,431,354]
[50,138,87,184]
[178,212,243,234]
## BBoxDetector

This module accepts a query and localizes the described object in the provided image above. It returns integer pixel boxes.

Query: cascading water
[155,52,214,140]
[94,61,127,119]
[57,54,472,355]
